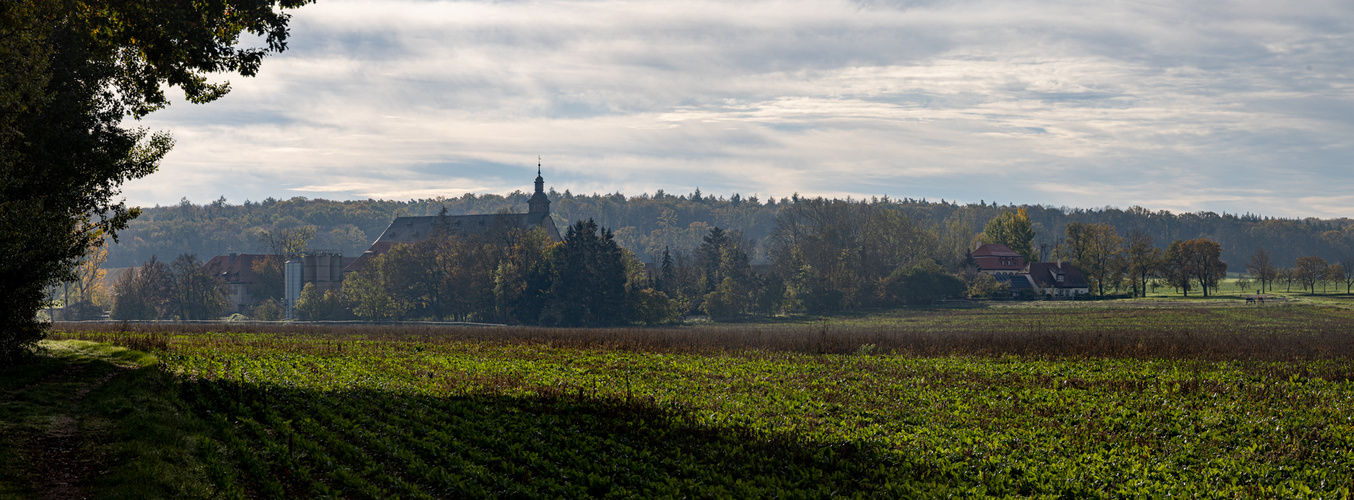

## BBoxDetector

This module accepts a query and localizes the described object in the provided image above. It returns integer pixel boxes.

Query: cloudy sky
[127,0,1354,218]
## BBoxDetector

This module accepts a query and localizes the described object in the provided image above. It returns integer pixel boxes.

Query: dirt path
[22,364,124,500]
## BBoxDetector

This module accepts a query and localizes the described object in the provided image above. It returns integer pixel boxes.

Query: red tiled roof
[972,244,1026,271]
[972,243,1021,257]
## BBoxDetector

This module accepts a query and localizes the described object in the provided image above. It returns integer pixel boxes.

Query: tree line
[105,199,1354,325]
[105,191,1354,278]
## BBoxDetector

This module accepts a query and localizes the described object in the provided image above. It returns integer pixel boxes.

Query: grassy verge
[0,341,215,499]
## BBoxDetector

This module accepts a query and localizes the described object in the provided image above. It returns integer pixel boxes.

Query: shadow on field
[180,377,970,498]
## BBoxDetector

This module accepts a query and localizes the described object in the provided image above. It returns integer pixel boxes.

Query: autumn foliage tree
[981,208,1037,261]
[1163,239,1228,297]
[1294,256,1328,294]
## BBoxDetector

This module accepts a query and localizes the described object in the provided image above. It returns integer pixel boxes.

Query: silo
[284,258,303,320]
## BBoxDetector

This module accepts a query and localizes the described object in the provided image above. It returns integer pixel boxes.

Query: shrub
[886,261,967,305]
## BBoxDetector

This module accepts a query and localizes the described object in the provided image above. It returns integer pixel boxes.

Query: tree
[1279,267,1296,293]
[884,261,967,305]
[344,262,403,321]
[1124,230,1162,298]
[295,282,347,321]
[981,208,1037,260]
[1341,257,1354,294]
[1163,239,1228,297]
[1324,263,1344,295]
[1294,256,1327,294]
[1057,222,1124,296]
[540,219,629,326]
[258,225,316,259]
[631,288,679,325]
[702,277,747,320]
[1161,241,1194,296]
[248,255,285,303]
[110,256,172,320]
[0,0,311,362]
[1246,248,1278,293]
[167,254,229,320]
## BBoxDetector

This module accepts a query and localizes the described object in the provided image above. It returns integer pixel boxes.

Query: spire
[529,157,549,214]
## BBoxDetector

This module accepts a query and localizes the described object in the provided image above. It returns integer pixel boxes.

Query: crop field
[32,304,1354,498]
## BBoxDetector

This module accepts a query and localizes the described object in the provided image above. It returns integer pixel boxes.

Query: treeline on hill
[99,200,1354,325]
[105,190,1354,271]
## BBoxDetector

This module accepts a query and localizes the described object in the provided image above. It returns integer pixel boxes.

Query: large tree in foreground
[0,0,311,363]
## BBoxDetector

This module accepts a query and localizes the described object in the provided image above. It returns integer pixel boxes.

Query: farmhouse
[343,168,563,274]
[972,242,1091,298]
[203,252,353,313]
[202,253,268,313]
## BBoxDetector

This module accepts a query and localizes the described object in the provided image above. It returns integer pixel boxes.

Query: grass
[0,341,215,499]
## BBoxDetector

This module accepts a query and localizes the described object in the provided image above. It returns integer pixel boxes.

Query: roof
[374,213,561,244]
[1025,262,1090,289]
[972,243,1026,271]
[202,254,274,285]
[343,212,562,273]
[972,243,1021,258]
[993,274,1034,290]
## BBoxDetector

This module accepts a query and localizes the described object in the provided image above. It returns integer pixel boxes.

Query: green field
[6,304,1354,497]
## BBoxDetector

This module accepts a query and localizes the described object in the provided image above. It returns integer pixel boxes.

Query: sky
[125,0,1354,218]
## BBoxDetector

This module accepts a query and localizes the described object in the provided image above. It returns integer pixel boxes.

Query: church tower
[528,159,550,215]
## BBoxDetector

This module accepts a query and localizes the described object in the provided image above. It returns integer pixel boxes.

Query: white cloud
[124,0,1354,217]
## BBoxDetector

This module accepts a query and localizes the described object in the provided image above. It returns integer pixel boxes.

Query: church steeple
[529,157,550,215]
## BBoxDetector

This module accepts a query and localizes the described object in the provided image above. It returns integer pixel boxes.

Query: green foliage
[770,198,938,311]
[343,264,405,321]
[0,0,310,363]
[295,283,348,321]
[60,324,1345,498]
[981,207,1037,260]
[247,255,285,303]
[964,272,1006,299]
[885,261,967,305]
[630,288,679,325]
[701,277,747,320]
[542,219,630,326]
[250,299,283,321]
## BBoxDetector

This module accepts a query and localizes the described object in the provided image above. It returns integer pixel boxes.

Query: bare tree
[1341,257,1354,294]
[1246,248,1278,292]
[1057,222,1125,296]
[1294,256,1327,294]
[1125,230,1161,298]
[257,225,317,258]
